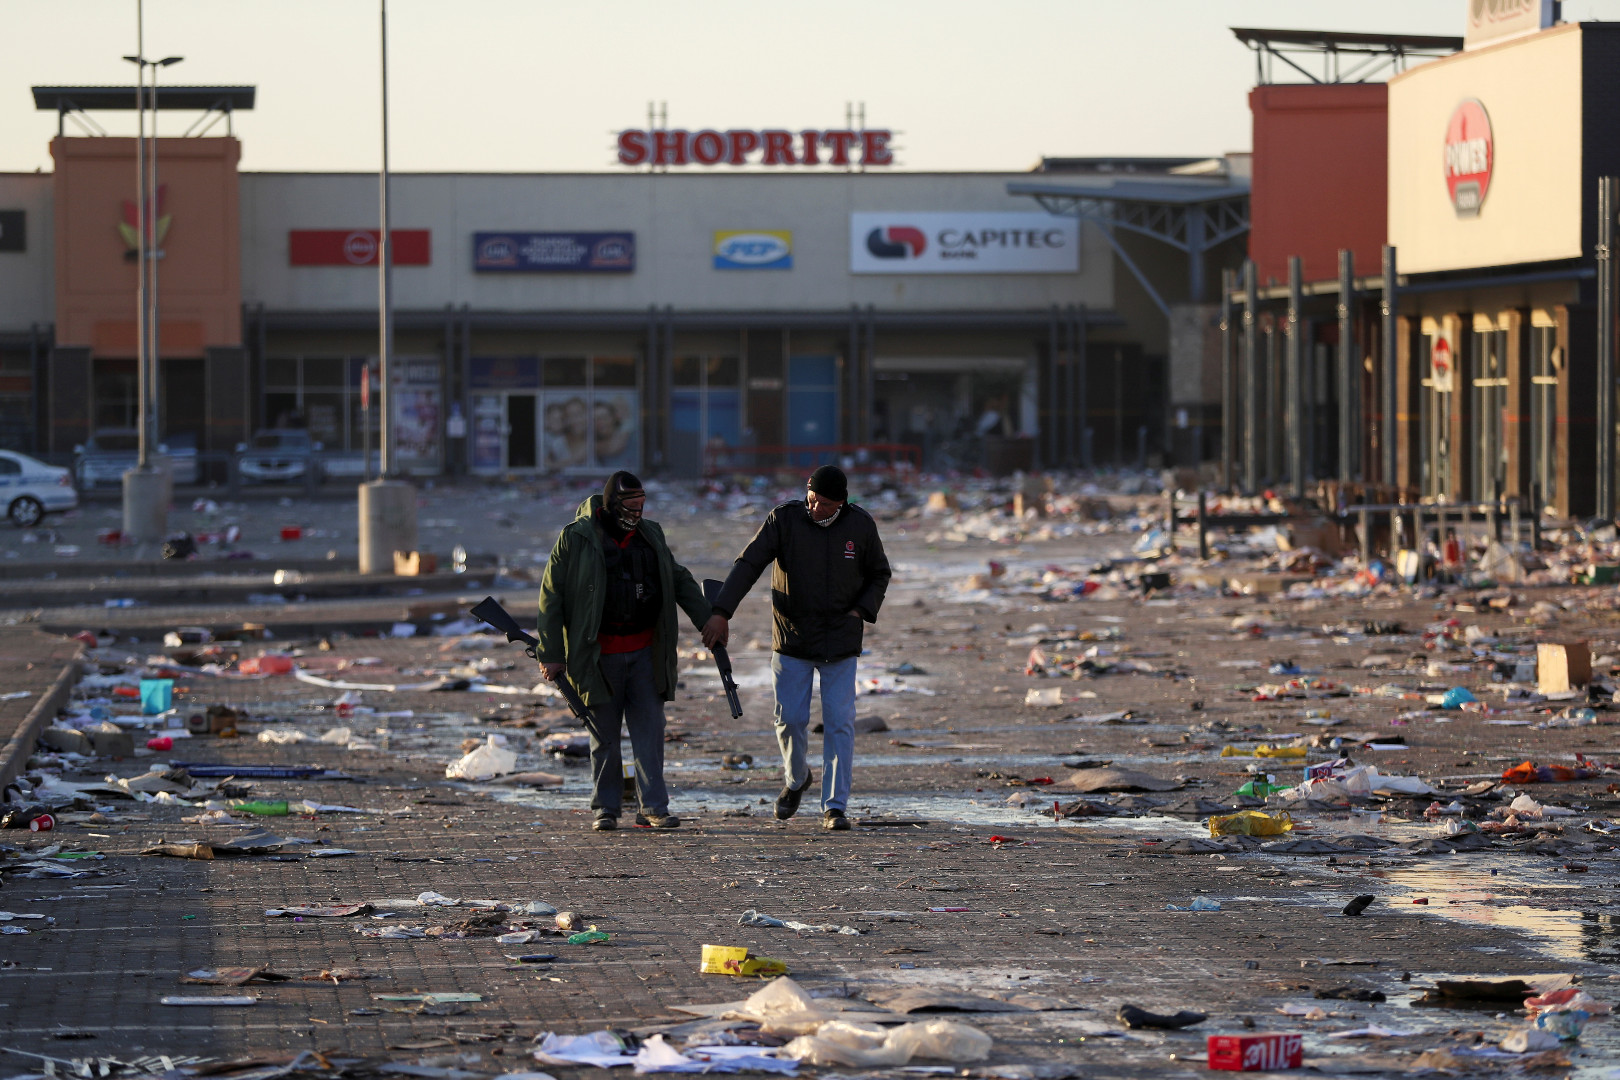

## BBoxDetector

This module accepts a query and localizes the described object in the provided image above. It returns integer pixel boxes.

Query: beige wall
[0,174,53,329]
[1388,23,1582,274]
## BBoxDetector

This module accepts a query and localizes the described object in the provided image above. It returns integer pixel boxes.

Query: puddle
[1377,863,1620,966]
[487,784,1213,833]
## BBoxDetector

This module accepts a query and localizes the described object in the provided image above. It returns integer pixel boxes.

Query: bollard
[1486,497,1498,542]
[1509,498,1521,550]
[1359,508,1371,567]
[1197,492,1209,561]
[1165,490,1177,553]
[1389,507,1401,557]
[1413,506,1426,578]
[1531,482,1543,551]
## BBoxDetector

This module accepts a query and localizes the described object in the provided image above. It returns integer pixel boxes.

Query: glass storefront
[469,354,640,474]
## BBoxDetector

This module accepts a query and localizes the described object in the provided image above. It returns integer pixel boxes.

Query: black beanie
[603,470,644,511]
[807,464,848,502]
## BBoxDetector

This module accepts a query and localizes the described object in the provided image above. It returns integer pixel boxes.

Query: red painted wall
[1249,83,1387,286]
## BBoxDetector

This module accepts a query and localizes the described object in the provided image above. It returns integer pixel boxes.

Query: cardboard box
[89,728,135,758]
[1207,1033,1303,1071]
[1536,641,1591,695]
[393,550,438,576]
[187,705,240,736]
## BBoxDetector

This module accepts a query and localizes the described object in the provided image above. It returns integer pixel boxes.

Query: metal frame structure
[1007,178,1250,311]
[32,86,255,138]
[1231,27,1462,86]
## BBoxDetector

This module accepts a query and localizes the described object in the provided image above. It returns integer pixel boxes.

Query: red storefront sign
[1443,100,1493,217]
[289,229,431,266]
[617,128,894,168]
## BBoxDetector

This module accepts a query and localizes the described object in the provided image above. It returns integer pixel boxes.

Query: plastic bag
[445,735,518,780]
[1209,810,1293,837]
[783,1019,990,1067]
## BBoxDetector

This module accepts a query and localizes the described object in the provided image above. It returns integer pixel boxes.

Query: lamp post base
[121,466,168,545]
[358,479,418,575]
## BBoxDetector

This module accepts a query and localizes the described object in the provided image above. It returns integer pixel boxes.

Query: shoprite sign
[618,128,894,167]
[1443,99,1493,218]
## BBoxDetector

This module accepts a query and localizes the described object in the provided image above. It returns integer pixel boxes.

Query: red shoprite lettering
[616,128,894,167]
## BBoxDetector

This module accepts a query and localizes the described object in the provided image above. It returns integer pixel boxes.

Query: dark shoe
[635,812,681,829]
[821,808,851,831]
[592,815,618,832]
[776,772,813,820]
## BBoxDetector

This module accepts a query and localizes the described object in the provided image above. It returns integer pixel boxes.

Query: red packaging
[1207,1034,1303,1072]
[147,736,174,751]
[280,526,302,541]
[29,813,54,832]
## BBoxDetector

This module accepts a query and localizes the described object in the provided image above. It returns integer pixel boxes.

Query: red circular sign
[1444,99,1493,217]
[343,230,378,264]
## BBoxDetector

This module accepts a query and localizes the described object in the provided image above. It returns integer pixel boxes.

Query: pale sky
[2,1,1612,175]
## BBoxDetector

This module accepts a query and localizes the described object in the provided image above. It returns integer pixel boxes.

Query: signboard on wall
[289,229,431,266]
[714,231,792,270]
[1387,24,1580,273]
[1465,0,1556,50]
[617,128,893,168]
[1444,100,1494,217]
[473,232,634,273]
[849,212,1079,274]
[390,359,442,473]
[0,210,26,253]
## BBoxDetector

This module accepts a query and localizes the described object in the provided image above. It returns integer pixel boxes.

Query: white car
[0,450,78,527]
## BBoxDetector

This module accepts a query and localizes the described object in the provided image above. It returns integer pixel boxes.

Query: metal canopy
[1007,178,1251,314]
[1231,27,1462,85]
[33,85,255,138]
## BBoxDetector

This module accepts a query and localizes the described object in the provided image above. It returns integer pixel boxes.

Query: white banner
[850,212,1079,274]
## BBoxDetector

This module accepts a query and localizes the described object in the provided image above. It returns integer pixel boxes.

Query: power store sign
[1445,99,1494,218]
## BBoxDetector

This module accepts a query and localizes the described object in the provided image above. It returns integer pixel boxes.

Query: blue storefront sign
[473,232,635,273]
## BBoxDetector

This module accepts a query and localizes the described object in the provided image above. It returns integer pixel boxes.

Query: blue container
[139,678,174,715]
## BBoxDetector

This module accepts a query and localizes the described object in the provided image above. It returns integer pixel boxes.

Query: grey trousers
[583,646,668,818]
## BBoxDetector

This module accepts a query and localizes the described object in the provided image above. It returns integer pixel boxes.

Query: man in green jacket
[537,472,718,831]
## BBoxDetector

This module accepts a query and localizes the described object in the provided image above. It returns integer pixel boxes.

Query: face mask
[615,505,642,531]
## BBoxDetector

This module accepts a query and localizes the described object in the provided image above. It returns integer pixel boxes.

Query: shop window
[93,359,138,431]
[543,356,587,387]
[592,355,636,387]
[266,357,299,387]
[672,356,703,386]
[303,358,345,388]
[708,356,740,386]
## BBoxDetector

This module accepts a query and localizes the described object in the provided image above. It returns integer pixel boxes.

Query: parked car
[74,429,199,488]
[238,428,319,483]
[0,449,78,527]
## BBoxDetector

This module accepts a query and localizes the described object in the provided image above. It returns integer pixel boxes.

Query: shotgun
[469,596,591,724]
[702,579,744,719]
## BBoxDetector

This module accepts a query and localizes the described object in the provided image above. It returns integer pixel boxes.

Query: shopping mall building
[0,94,1249,479]
[1231,5,1620,519]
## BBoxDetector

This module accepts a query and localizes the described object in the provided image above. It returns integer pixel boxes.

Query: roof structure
[33,85,255,138]
[1008,177,1251,313]
[1231,27,1463,84]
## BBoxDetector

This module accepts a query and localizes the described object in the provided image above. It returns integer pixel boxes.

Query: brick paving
[3,522,1620,1075]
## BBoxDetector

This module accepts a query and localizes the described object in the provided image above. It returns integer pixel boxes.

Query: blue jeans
[771,653,858,813]
[583,647,668,818]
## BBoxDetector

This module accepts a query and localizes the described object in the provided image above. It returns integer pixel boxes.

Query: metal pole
[1337,249,1354,483]
[134,5,148,470]
[1196,491,1208,560]
[1074,306,1087,468]
[149,59,167,455]
[1382,245,1398,489]
[1287,255,1304,497]
[378,0,394,479]
[1598,176,1617,522]
[1243,259,1258,493]
[1220,268,1234,491]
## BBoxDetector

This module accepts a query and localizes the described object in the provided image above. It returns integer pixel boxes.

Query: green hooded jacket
[535,494,712,705]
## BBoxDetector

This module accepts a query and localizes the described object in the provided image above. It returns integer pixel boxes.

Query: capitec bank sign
[849,212,1079,274]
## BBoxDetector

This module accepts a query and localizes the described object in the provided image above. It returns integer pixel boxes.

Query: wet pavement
[4,480,1620,1079]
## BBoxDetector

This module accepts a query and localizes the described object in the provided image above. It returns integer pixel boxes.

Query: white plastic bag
[783,1019,991,1067]
[445,735,518,780]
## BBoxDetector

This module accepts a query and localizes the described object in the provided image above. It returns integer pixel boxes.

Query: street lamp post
[357,0,418,574]
[148,56,182,467]
[119,0,168,547]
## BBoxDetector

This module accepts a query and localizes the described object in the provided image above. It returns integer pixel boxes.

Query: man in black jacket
[705,466,891,830]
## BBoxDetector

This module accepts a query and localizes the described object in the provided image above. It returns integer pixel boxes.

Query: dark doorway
[507,394,537,469]
[162,358,206,448]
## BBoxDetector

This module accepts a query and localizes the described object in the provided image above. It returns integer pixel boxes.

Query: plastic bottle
[230,800,290,816]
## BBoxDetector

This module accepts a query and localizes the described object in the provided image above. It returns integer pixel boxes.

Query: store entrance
[506,394,537,469]
[1470,327,1508,501]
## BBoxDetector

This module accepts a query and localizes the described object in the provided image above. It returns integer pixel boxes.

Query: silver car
[238,428,318,483]
[74,429,200,489]
[0,449,78,527]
